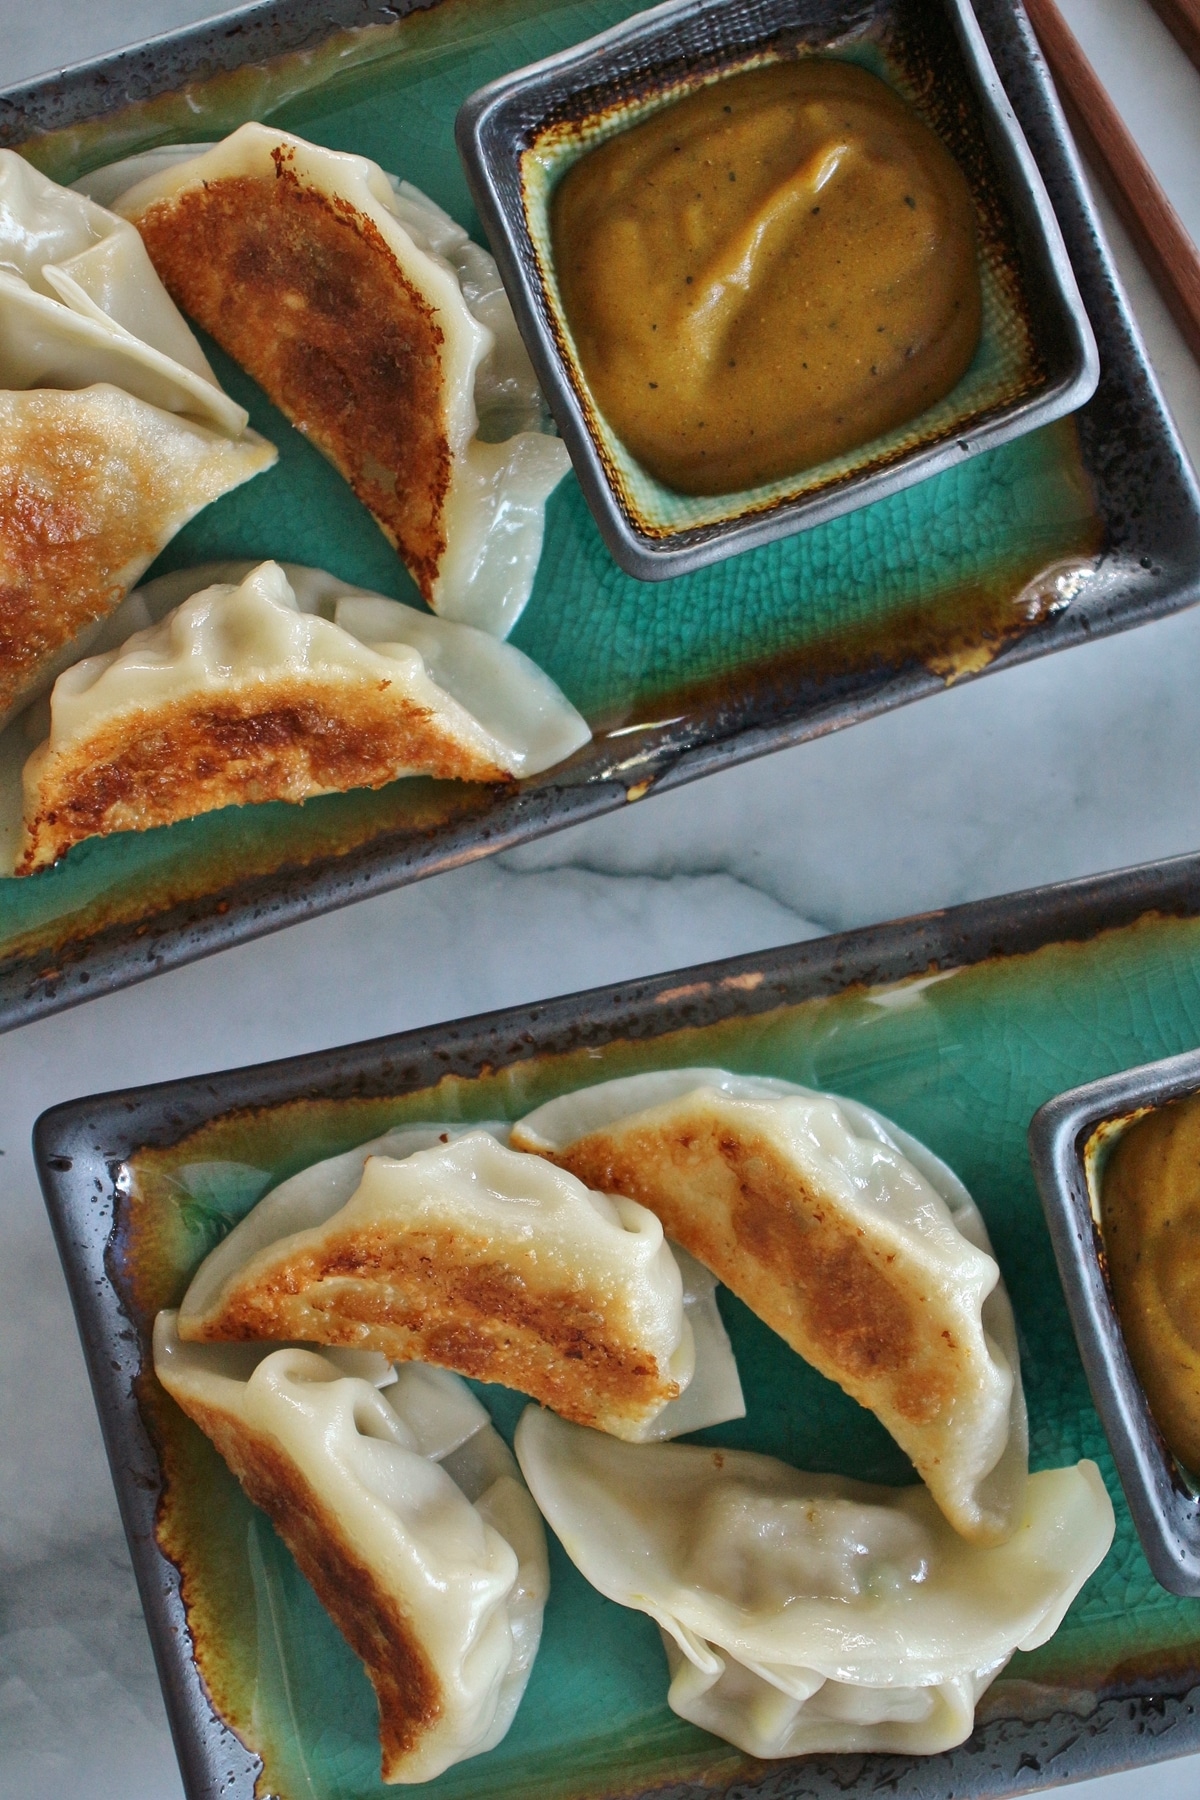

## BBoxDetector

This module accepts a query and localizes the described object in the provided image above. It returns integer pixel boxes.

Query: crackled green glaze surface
[0,0,1101,970]
[119,908,1200,1800]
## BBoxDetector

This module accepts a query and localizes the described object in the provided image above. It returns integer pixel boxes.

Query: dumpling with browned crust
[513,1069,1027,1543]
[17,560,589,873]
[101,127,571,637]
[154,1315,548,1784]
[0,151,273,726]
[173,1127,720,1441]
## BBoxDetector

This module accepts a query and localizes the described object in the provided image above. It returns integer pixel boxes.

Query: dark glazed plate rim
[0,0,1198,1037]
[455,0,1100,580]
[1029,1049,1200,1596]
[34,845,1200,1800]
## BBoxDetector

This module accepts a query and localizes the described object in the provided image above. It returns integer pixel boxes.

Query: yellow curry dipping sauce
[550,58,983,496]
[1102,1092,1200,1474]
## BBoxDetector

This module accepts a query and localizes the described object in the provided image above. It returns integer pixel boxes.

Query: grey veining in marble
[0,2,1198,1797]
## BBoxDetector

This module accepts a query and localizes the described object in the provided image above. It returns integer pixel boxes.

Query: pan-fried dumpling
[513,1069,1026,1543]
[154,1314,548,1783]
[17,559,589,873]
[0,154,274,726]
[514,1409,1114,1759]
[175,1119,745,1442]
[174,1127,711,1440]
[0,386,274,730]
[104,126,571,636]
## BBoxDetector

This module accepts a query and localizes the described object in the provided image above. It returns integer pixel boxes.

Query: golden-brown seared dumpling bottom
[19,675,508,874]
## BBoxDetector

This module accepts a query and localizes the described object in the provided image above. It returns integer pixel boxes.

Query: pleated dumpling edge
[17,561,590,873]
[154,1314,549,1783]
[512,1067,1028,1544]
[513,1408,1114,1760]
[102,125,571,637]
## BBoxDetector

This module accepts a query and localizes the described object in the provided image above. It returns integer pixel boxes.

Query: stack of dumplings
[0,150,274,726]
[152,1074,1114,1780]
[173,1126,745,1441]
[514,1412,1113,1759]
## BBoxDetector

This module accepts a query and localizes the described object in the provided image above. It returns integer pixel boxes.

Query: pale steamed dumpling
[18,561,590,872]
[0,148,245,434]
[514,1409,1115,1759]
[100,126,571,636]
[155,1315,548,1783]
[172,1126,747,1440]
[513,1068,1027,1543]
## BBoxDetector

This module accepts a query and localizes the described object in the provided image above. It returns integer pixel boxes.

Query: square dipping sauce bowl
[1029,1048,1200,1598]
[456,0,1100,580]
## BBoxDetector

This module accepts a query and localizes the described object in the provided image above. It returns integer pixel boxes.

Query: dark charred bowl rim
[1030,1048,1200,1596]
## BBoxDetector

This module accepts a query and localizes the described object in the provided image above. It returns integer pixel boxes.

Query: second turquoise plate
[36,848,1200,1799]
[0,0,1196,1030]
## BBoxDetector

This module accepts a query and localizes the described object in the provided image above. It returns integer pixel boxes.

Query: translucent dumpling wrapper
[174,1125,745,1440]
[0,153,273,727]
[102,126,572,636]
[154,1315,548,1783]
[17,559,590,873]
[513,1069,1026,1543]
[514,1409,1115,1758]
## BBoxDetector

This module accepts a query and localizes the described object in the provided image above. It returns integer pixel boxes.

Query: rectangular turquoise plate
[35,850,1200,1800]
[1,0,1198,1033]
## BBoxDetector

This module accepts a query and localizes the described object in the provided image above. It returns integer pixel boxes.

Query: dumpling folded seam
[513,1068,1027,1543]
[0,151,274,728]
[101,126,571,636]
[17,560,590,873]
[154,1314,549,1784]
[514,1408,1115,1759]
[0,148,246,435]
[171,1124,745,1441]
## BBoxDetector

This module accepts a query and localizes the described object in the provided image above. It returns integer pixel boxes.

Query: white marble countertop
[1,3,1199,1796]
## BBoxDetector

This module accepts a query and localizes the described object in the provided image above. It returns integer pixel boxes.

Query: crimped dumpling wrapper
[175,1127,705,1439]
[101,126,571,636]
[177,1118,744,1442]
[155,1316,548,1783]
[133,557,590,772]
[514,1409,1114,1758]
[0,386,273,731]
[513,1068,1026,1543]
[0,153,272,726]
[18,560,589,872]
[0,149,246,435]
